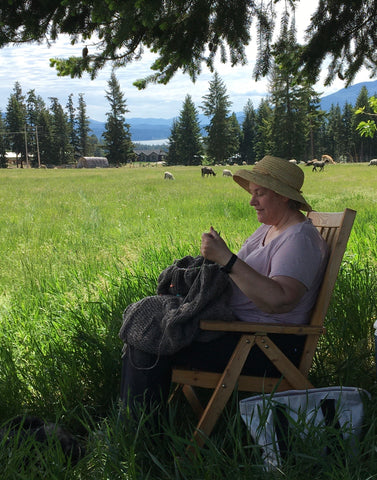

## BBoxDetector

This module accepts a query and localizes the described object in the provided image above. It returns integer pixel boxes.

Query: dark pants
[120,332,306,416]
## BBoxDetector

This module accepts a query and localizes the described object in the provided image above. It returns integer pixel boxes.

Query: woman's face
[248,182,288,225]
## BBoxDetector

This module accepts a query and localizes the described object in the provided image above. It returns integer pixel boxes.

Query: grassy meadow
[0,162,377,478]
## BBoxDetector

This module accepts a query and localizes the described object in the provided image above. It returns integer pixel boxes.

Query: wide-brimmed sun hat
[233,155,312,211]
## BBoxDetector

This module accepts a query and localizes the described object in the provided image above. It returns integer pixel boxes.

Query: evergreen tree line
[1,64,376,169]
[167,25,377,166]
[0,72,134,168]
[167,74,377,167]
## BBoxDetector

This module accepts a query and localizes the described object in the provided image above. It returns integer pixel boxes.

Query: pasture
[0,163,377,478]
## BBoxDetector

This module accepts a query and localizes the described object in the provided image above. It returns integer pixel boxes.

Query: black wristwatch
[221,253,238,273]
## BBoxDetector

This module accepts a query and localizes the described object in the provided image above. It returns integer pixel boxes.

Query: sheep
[368,159,377,166]
[201,166,216,177]
[164,171,174,180]
[312,160,326,172]
[321,154,336,164]
[289,159,298,164]
[305,160,315,167]
[312,155,333,172]
[222,169,233,177]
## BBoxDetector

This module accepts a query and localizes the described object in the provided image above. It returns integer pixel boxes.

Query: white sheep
[289,159,298,164]
[164,171,174,180]
[222,169,233,177]
[368,159,377,166]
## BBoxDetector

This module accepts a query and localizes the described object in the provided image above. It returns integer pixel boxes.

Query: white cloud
[0,37,269,120]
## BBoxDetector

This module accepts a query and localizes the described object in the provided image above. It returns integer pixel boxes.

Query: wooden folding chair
[170,208,356,449]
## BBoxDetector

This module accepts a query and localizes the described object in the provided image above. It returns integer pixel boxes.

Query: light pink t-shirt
[229,219,329,325]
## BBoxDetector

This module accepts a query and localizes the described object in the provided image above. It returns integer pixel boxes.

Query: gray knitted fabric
[119,255,236,355]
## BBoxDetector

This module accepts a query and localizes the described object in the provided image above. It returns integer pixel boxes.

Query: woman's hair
[287,199,303,211]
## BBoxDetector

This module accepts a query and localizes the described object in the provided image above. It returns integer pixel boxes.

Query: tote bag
[239,386,370,469]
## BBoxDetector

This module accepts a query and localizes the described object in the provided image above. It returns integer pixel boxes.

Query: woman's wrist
[220,253,238,274]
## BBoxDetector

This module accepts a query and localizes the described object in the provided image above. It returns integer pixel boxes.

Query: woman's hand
[202,227,307,314]
[201,226,233,266]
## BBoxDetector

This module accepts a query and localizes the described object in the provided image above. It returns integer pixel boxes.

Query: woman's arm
[201,227,307,314]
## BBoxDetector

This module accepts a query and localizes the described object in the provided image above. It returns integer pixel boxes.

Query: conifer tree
[5,82,27,167]
[325,104,343,161]
[3,1,375,89]
[103,72,134,166]
[49,97,73,165]
[227,113,241,161]
[341,102,356,162]
[201,72,232,164]
[168,95,203,166]
[0,111,7,168]
[352,86,375,162]
[268,18,322,161]
[240,99,257,164]
[66,94,80,155]
[37,109,54,166]
[77,93,91,156]
[167,119,180,166]
[254,99,273,161]
[26,89,46,167]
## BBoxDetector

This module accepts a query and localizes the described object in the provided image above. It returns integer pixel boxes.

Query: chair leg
[168,383,204,418]
[190,334,256,450]
[182,385,205,418]
[254,335,314,389]
[168,383,183,404]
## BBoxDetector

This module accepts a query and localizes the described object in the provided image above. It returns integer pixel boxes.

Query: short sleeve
[269,232,323,289]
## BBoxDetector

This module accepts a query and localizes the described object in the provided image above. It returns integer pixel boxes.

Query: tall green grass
[0,163,376,478]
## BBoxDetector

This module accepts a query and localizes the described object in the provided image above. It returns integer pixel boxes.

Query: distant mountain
[319,79,377,111]
[89,117,172,142]
[89,80,377,142]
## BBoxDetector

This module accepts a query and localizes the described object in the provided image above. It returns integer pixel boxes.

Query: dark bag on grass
[239,387,370,470]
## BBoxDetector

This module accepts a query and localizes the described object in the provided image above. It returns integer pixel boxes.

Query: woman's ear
[279,194,290,204]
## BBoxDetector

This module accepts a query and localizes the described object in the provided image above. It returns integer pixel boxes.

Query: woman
[202,155,328,326]
[120,155,328,417]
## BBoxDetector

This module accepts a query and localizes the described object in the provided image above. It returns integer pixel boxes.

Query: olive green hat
[233,155,312,211]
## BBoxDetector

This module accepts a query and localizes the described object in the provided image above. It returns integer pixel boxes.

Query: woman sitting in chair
[120,155,328,418]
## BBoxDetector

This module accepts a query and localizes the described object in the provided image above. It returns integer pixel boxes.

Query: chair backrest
[299,208,356,374]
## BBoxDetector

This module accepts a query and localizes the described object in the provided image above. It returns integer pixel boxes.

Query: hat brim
[233,169,312,212]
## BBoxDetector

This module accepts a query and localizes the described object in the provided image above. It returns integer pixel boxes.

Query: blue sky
[0,3,373,122]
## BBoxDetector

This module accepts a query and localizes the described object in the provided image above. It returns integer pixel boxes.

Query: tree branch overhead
[1,1,377,88]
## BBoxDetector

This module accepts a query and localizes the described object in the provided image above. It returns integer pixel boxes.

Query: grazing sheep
[368,159,377,165]
[312,160,327,172]
[289,159,298,164]
[201,166,216,177]
[222,169,233,177]
[321,154,336,164]
[164,171,174,180]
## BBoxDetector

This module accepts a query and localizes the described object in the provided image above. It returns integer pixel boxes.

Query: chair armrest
[199,320,325,335]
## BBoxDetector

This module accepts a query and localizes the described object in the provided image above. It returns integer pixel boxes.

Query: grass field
[0,163,376,478]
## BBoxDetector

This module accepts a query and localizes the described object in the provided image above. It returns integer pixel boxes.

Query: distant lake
[134,139,169,146]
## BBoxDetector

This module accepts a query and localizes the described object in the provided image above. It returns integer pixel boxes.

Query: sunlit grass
[0,163,376,478]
